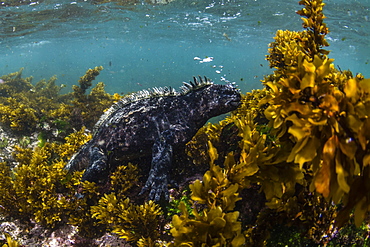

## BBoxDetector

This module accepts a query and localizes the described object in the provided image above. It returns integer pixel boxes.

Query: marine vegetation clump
[170,141,246,246]
[262,0,370,228]
[74,66,103,95]
[166,188,193,219]
[0,128,91,227]
[91,194,163,245]
[0,97,38,133]
[0,125,164,244]
[0,66,164,245]
[1,233,20,247]
[0,66,118,138]
[67,162,165,245]
[87,163,166,246]
[0,129,159,243]
[71,66,121,130]
[109,162,140,197]
[178,0,370,245]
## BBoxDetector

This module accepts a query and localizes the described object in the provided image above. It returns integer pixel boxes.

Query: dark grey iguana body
[65,77,241,201]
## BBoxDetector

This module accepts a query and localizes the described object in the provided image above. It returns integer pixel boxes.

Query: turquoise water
[0,0,369,94]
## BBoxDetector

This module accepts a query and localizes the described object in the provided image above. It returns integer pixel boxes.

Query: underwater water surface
[0,0,369,94]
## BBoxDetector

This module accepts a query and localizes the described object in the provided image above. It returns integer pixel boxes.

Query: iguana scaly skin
[65,77,241,200]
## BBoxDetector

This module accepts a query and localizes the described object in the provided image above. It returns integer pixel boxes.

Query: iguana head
[182,77,241,121]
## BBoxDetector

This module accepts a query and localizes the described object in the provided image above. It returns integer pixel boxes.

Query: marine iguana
[65,76,241,201]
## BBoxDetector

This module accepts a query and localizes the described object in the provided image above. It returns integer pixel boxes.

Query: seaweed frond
[91,194,163,245]
[2,233,20,247]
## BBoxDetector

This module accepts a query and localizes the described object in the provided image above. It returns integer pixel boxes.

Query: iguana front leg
[141,133,173,201]
[81,146,109,184]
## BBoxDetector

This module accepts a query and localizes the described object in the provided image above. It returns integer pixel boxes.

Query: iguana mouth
[230,99,241,107]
